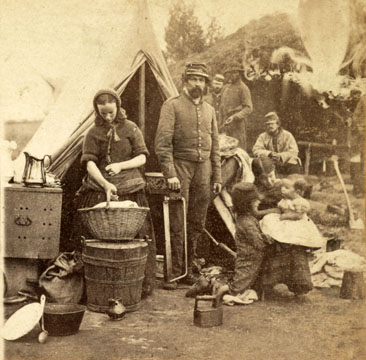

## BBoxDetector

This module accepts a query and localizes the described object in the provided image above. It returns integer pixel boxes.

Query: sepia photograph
[1,0,365,359]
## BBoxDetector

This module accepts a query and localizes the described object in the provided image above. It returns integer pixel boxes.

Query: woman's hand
[280,211,303,221]
[104,183,118,209]
[103,181,117,195]
[105,155,146,177]
[105,163,123,176]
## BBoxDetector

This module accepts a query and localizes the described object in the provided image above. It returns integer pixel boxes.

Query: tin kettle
[22,152,52,187]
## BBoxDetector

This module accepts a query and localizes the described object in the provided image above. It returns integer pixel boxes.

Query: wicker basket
[78,206,149,240]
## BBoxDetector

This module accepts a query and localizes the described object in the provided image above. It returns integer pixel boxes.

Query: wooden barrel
[82,241,148,312]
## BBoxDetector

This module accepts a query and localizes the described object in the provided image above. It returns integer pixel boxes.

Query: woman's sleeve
[131,125,149,158]
[277,199,286,211]
[238,217,268,250]
[81,129,99,164]
[278,199,294,212]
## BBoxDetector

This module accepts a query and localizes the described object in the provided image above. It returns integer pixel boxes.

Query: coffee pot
[22,152,52,187]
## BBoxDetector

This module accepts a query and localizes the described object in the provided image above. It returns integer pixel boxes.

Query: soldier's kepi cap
[224,61,245,74]
[264,111,280,124]
[213,74,225,83]
[184,62,209,80]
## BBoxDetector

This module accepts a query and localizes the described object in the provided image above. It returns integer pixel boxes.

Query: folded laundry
[223,289,258,306]
[310,249,366,288]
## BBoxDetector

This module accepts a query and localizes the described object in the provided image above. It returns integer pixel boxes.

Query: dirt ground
[3,175,366,360]
[3,283,366,360]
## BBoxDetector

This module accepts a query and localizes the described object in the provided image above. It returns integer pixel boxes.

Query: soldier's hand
[224,115,235,125]
[213,182,222,195]
[167,177,181,191]
[269,152,281,162]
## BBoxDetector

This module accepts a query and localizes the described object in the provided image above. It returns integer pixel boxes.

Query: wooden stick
[332,155,364,230]
[204,228,237,258]
[138,62,146,137]
[304,143,311,176]
[298,141,349,151]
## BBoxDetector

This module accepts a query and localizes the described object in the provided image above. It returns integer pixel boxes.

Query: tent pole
[139,62,146,137]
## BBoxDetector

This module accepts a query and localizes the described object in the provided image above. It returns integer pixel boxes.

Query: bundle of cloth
[185,266,259,306]
[310,248,366,288]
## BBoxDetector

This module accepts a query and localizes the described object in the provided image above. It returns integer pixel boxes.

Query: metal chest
[4,183,62,259]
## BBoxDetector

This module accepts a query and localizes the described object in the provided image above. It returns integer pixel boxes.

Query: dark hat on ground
[213,74,225,83]
[224,62,245,74]
[252,156,275,176]
[231,182,262,209]
[184,62,209,80]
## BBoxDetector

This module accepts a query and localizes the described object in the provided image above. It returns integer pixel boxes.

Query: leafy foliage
[168,13,304,84]
[167,12,360,148]
[165,2,206,61]
[205,17,224,48]
[164,2,224,62]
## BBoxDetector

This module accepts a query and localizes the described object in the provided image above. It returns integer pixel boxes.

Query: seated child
[252,156,282,216]
[215,182,273,298]
[260,178,324,248]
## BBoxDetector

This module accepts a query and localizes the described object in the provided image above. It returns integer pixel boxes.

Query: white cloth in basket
[92,200,139,209]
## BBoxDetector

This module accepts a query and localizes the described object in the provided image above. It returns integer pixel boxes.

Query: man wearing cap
[155,62,222,289]
[204,74,225,125]
[252,112,302,175]
[219,63,253,150]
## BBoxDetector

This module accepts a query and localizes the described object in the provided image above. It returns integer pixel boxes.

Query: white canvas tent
[13,0,177,181]
[9,0,238,256]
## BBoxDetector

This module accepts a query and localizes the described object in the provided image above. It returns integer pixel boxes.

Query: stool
[163,195,188,282]
[145,172,188,283]
[340,271,366,300]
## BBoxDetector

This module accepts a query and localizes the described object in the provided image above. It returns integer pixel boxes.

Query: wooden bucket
[82,241,148,313]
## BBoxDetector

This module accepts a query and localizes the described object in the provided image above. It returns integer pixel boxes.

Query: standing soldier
[220,62,253,150]
[155,62,222,289]
[205,73,225,126]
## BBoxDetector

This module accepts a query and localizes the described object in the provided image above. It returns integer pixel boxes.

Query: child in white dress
[260,178,324,248]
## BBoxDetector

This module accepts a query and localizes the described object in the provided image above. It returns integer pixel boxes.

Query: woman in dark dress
[73,88,156,297]
[252,156,313,297]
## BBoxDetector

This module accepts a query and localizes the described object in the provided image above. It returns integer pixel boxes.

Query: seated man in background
[252,112,302,176]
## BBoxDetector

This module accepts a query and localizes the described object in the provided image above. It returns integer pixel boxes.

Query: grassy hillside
[169,13,304,85]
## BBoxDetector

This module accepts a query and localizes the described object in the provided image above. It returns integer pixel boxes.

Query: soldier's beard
[188,87,203,99]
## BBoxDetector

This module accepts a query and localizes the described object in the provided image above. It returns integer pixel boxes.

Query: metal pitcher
[22,152,52,187]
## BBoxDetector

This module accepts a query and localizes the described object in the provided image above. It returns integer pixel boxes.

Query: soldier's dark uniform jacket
[204,92,222,125]
[155,91,222,184]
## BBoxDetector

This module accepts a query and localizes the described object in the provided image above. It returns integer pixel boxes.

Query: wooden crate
[4,183,62,259]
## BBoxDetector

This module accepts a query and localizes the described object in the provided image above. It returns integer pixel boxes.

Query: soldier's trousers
[169,158,212,277]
